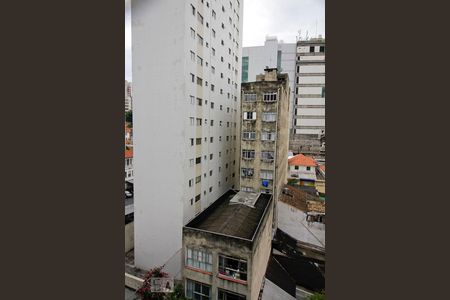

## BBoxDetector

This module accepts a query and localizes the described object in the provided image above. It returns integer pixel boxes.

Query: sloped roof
[288,154,317,167]
[125,148,133,158]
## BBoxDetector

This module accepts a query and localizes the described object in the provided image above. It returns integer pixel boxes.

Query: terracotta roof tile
[125,148,133,159]
[288,154,317,167]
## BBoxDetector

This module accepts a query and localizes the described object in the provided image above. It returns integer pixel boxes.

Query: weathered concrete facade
[239,69,290,229]
[182,191,274,300]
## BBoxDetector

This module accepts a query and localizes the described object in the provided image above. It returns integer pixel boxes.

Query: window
[196,118,202,126]
[197,12,203,24]
[190,198,193,205]
[191,4,196,16]
[189,179,193,187]
[243,93,256,102]
[209,186,212,192]
[197,77,203,86]
[306,166,311,171]
[209,170,213,176]
[212,9,216,19]
[211,66,215,74]
[321,87,325,98]
[219,121,222,126]
[190,51,195,61]
[197,34,203,45]
[190,138,194,146]
[196,97,202,106]
[242,150,255,159]
[186,248,212,272]
[218,290,246,300]
[210,102,214,109]
[196,138,202,145]
[241,168,254,177]
[210,154,213,160]
[262,112,276,122]
[210,137,213,143]
[211,84,215,91]
[212,29,216,38]
[195,194,201,202]
[320,46,325,52]
[190,27,195,39]
[263,92,277,102]
[242,131,256,140]
[196,157,201,164]
[261,151,275,162]
[222,6,225,12]
[189,117,195,126]
[220,104,223,110]
[197,56,203,66]
[210,120,214,126]
[261,132,276,141]
[189,95,195,104]
[241,186,253,192]
[243,111,256,120]
[227,107,230,113]
[310,46,315,53]
[186,279,211,300]
[212,48,216,56]
[260,170,273,180]
[218,255,247,281]
[195,176,201,184]
[190,73,195,83]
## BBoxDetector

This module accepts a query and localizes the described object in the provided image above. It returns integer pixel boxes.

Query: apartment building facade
[290,37,325,156]
[239,68,289,200]
[132,0,243,277]
[183,190,274,300]
[242,37,296,131]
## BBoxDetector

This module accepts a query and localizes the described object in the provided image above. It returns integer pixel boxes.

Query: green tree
[308,291,325,300]
[126,110,133,124]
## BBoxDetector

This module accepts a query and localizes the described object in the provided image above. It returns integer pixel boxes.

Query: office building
[290,37,325,155]
[125,80,133,112]
[131,0,243,277]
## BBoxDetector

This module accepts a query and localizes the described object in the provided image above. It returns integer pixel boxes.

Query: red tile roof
[125,148,133,159]
[288,154,317,167]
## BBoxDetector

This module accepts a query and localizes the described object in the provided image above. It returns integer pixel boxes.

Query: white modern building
[291,37,325,154]
[242,37,296,130]
[132,0,243,278]
[125,80,133,112]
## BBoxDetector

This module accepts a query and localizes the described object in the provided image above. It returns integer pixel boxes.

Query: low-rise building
[125,148,134,183]
[183,190,274,300]
[288,154,317,186]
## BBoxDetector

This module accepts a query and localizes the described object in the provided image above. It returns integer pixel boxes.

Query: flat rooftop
[185,190,272,240]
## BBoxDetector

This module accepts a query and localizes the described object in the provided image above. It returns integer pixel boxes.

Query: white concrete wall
[297,98,325,106]
[298,76,325,84]
[125,222,134,253]
[299,65,325,73]
[289,165,316,180]
[132,0,243,276]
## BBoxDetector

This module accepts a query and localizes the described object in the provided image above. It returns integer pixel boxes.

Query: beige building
[239,68,290,202]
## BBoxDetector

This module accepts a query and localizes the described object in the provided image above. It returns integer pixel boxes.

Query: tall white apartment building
[291,37,325,155]
[242,37,296,130]
[132,0,243,277]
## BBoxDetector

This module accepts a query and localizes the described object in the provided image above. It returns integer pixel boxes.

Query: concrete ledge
[125,273,144,290]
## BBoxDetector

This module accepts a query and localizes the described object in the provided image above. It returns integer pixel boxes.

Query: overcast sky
[125,0,324,81]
